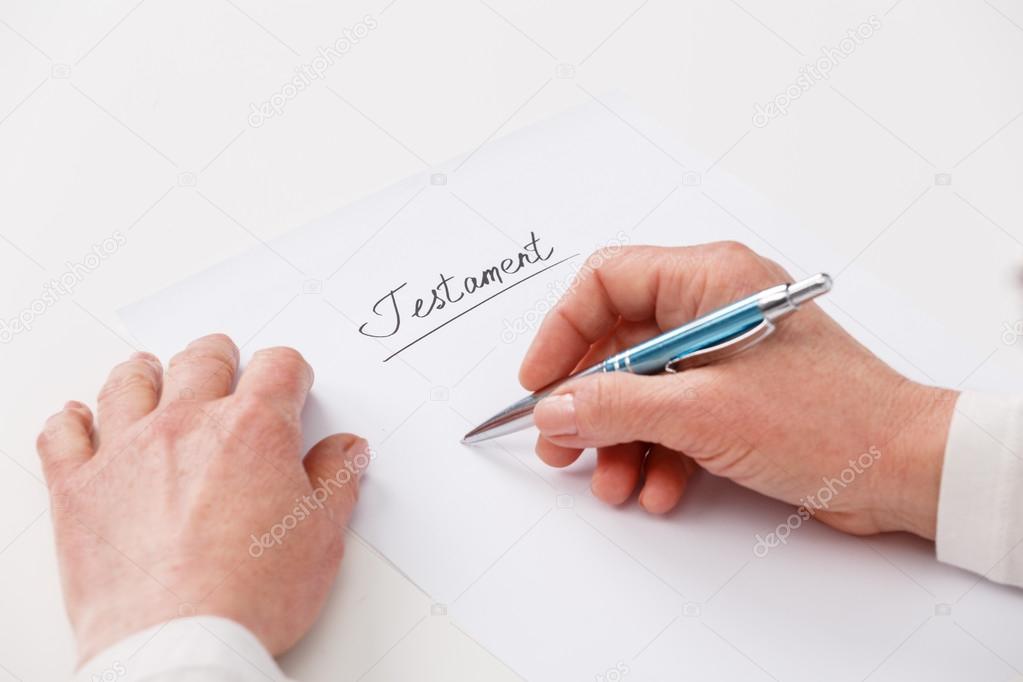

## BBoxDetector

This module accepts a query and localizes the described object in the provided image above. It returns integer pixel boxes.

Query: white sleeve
[73,616,293,682]
[936,390,1023,588]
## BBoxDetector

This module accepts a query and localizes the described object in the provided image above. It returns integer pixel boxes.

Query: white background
[1,0,1022,680]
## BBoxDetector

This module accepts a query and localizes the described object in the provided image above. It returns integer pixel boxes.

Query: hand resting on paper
[36,334,368,665]
[521,241,956,538]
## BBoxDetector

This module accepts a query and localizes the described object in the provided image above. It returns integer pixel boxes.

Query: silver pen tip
[461,425,497,446]
[460,401,541,446]
[460,420,511,445]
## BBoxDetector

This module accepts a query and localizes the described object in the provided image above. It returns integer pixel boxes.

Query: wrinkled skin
[36,334,366,664]
[523,242,954,538]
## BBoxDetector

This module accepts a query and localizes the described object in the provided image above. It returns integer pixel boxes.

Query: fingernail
[348,438,372,477]
[535,394,578,437]
[638,487,658,512]
[131,351,158,362]
[64,400,84,410]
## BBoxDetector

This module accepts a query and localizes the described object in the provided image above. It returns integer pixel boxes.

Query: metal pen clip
[663,319,775,373]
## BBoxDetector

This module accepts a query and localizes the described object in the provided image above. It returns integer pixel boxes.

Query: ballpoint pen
[461,272,833,445]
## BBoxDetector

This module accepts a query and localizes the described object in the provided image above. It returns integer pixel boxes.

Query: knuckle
[256,346,307,368]
[612,244,646,258]
[43,408,65,426]
[760,256,791,281]
[583,246,619,271]
[575,376,619,437]
[185,334,239,362]
[35,428,54,453]
[98,370,155,403]
[65,402,93,422]
[202,353,236,381]
[38,410,72,448]
[608,373,632,411]
[713,240,755,262]
[192,332,236,349]
[253,347,313,382]
[168,350,189,367]
[647,382,682,430]
[588,244,646,271]
[172,348,236,377]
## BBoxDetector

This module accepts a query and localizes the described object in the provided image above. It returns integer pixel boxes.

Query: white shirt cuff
[74,616,292,682]
[936,390,1023,588]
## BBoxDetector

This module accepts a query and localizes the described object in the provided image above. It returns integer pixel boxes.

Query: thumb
[302,433,370,526]
[534,371,707,449]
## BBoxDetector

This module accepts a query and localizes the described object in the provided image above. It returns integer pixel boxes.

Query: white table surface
[1,1,1022,680]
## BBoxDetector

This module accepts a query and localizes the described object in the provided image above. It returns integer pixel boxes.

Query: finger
[591,442,647,505]
[535,435,582,468]
[571,319,663,375]
[535,320,659,474]
[519,243,778,391]
[302,434,368,526]
[639,446,694,514]
[36,401,95,486]
[161,334,239,405]
[97,351,163,433]
[519,246,696,390]
[533,370,716,451]
[235,346,314,421]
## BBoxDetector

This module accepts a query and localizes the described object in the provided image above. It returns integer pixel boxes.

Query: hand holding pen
[496,242,954,536]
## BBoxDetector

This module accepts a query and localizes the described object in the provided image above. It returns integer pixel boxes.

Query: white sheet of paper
[120,99,1023,681]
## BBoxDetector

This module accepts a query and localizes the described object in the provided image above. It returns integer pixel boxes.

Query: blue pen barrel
[462,277,835,444]
[602,299,765,375]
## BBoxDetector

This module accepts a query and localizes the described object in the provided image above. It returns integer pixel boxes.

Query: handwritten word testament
[358,231,555,340]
